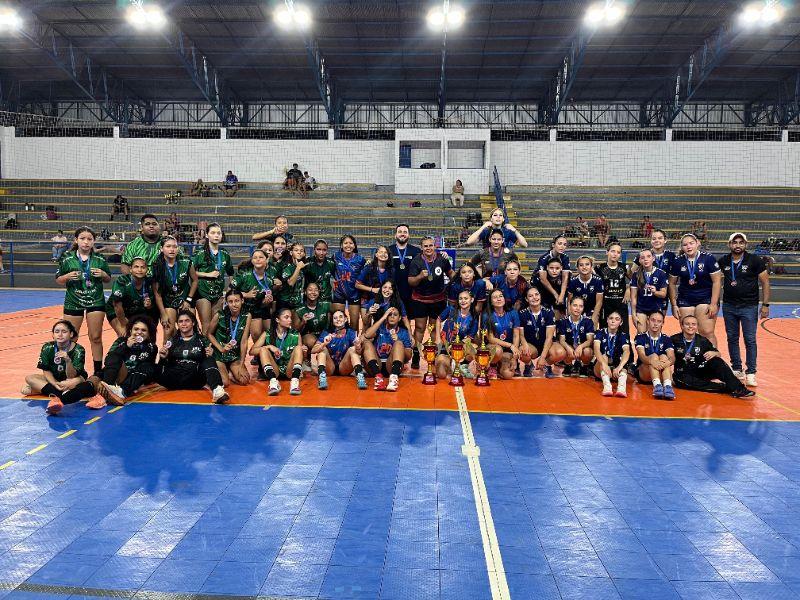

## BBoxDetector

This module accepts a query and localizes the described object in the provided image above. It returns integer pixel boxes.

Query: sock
[62,381,96,405]
[367,359,380,376]
[93,360,103,374]
[391,360,403,376]
[663,379,672,387]
[617,372,628,387]
[353,364,363,375]
[653,378,661,386]
[291,364,302,379]
[263,365,276,380]
[412,347,420,358]
[317,365,327,376]
[41,383,61,398]
[601,373,611,386]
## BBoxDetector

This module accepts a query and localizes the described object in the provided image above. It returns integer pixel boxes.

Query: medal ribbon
[649,335,661,356]
[167,261,179,289]
[686,257,697,282]
[607,332,616,359]
[683,336,696,357]
[730,258,743,284]
[254,270,270,291]
[78,254,92,285]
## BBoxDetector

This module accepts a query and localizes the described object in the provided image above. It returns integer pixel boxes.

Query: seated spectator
[575,216,589,245]
[165,212,180,237]
[45,205,59,220]
[299,171,316,198]
[694,221,708,243]
[193,222,208,246]
[24,202,35,212]
[594,214,610,248]
[0,241,5,273]
[284,163,303,190]
[110,194,130,221]
[4,212,18,230]
[639,215,654,239]
[51,230,68,261]
[188,179,209,197]
[451,179,465,207]
[222,171,239,197]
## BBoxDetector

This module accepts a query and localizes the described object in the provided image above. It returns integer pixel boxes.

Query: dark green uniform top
[277,261,305,309]
[192,247,234,302]
[105,274,155,321]
[212,309,249,362]
[152,256,193,309]
[57,251,111,311]
[37,341,87,381]
[305,257,336,302]
[295,301,331,336]
[230,266,278,316]
[107,336,159,371]
[263,328,301,373]
[122,236,162,275]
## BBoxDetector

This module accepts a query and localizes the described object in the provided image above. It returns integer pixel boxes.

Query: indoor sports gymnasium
[2,1,800,598]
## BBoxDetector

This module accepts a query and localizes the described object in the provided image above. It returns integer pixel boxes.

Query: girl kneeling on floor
[208,289,252,388]
[362,307,413,391]
[157,310,229,404]
[22,320,100,415]
[252,307,305,396]
[310,309,366,391]
[593,311,631,398]
[99,314,159,406]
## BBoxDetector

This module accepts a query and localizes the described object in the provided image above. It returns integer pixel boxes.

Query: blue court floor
[2,399,800,599]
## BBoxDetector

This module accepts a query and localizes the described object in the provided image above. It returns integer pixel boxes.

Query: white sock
[601,373,611,386]
[653,378,661,386]
[663,379,672,387]
[617,372,627,387]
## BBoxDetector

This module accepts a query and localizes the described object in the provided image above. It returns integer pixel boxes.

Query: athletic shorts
[247,305,272,320]
[677,293,712,308]
[64,306,105,317]
[332,293,360,306]
[408,299,446,320]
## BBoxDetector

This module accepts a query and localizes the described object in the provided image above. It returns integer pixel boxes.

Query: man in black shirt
[718,232,770,388]
[388,224,421,364]
[671,315,754,398]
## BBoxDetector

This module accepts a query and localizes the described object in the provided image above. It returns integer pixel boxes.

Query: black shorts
[331,294,360,306]
[64,306,105,317]
[408,300,446,320]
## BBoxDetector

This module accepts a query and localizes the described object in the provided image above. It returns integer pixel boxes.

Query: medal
[428,274,434,281]
[730,281,737,287]
[135,335,144,344]
[164,340,172,349]
[689,279,696,286]
[86,280,93,288]
[172,285,178,292]
[53,341,64,365]
[229,339,237,348]
[399,264,405,270]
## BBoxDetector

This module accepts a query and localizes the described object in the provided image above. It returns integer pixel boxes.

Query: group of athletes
[22,207,765,415]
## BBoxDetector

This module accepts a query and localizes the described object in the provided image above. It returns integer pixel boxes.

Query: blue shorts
[677,292,712,308]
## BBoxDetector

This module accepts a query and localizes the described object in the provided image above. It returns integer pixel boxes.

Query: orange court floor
[3,293,799,422]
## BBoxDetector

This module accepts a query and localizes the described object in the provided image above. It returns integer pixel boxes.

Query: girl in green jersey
[153,236,198,341]
[208,289,252,387]
[192,223,233,335]
[55,227,111,375]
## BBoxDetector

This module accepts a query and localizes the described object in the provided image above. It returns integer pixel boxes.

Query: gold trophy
[475,329,491,386]
[422,324,438,385]
[449,324,465,387]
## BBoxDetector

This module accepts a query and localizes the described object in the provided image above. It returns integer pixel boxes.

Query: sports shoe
[602,381,613,396]
[86,396,107,410]
[302,360,313,373]
[46,396,63,415]
[268,379,281,396]
[212,386,229,404]
[579,364,590,378]
[745,373,757,387]
[100,382,126,406]
[732,369,745,380]
[522,363,535,378]
[572,362,582,377]
[290,378,301,395]
[410,348,421,370]
[615,374,628,398]
[663,385,676,400]
[652,383,664,399]
[374,374,387,391]
[318,371,328,390]
[543,365,557,379]
[561,363,573,377]
[20,384,31,396]
[732,388,756,399]
[387,374,399,392]
[356,371,367,390]
[460,363,474,379]
[488,366,499,380]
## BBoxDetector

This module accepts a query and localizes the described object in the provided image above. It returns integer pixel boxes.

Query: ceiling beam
[437,30,448,125]
[538,30,592,126]
[744,72,800,127]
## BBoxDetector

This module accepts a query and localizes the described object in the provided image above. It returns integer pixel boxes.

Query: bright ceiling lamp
[126,3,166,30]
[584,0,627,27]
[274,2,312,31]
[0,7,22,31]
[739,0,785,26]
[427,1,465,31]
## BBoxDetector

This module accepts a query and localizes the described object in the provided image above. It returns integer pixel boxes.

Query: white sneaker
[732,369,745,380]
[268,379,281,396]
[290,377,301,395]
[211,385,229,404]
[100,382,126,406]
[601,381,613,397]
[746,373,757,387]
[387,374,399,392]
[20,384,31,396]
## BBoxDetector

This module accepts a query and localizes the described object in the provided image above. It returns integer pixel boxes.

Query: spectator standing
[451,180,465,207]
[51,230,69,261]
[223,170,239,197]
[110,195,130,221]
[718,232,770,387]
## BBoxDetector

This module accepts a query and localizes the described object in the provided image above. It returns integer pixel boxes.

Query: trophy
[422,324,438,385]
[475,329,491,387]
[449,324,465,387]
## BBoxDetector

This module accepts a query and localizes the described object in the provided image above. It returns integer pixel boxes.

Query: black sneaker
[732,388,756,399]
[579,364,590,378]
[561,364,573,377]
[571,362,581,377]
[411,348,421,370]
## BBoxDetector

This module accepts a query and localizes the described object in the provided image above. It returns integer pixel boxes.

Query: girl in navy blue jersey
[448,263,487,313]
[536,257,568,318]
[362,307,413,392]
[634,311,676,400]
[668,233,722,346]
[556,297,595,377]
[630,248,669,334]
[537,235,571,306]
[311,309,367,391]
[435,289,480,380]
[567,255,604,328]
[356,245,393,324]
[484,289,521,380]
[518,287,563,378]
[332,235,366,332]
[593,311,631,397]
[363,280,409,330]
[488,259,528,311]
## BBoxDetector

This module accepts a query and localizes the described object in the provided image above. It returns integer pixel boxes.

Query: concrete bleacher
[1,180,798,299]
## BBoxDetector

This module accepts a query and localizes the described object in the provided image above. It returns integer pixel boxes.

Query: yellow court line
[0,461,15,470]
[57,430,77,439]
[25,444,48,456]
[83,417,101,425]
[753,392,800,418]
[107,406,124,414]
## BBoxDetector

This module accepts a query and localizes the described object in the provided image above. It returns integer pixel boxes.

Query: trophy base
[422,372,437,385]
[449,374,464,387]
[475,373,490,387]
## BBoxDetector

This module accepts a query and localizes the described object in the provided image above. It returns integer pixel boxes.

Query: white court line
[454,386,511,600]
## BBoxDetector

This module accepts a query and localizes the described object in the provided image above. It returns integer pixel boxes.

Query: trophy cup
[422,324,438,385]
[449,324,465,387]
[475,329,491,387]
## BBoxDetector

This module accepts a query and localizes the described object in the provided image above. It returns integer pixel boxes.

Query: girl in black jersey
[157,310,229,404]
[595,243,630,335]
[536,257,567,318]
[99,315,159,406]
